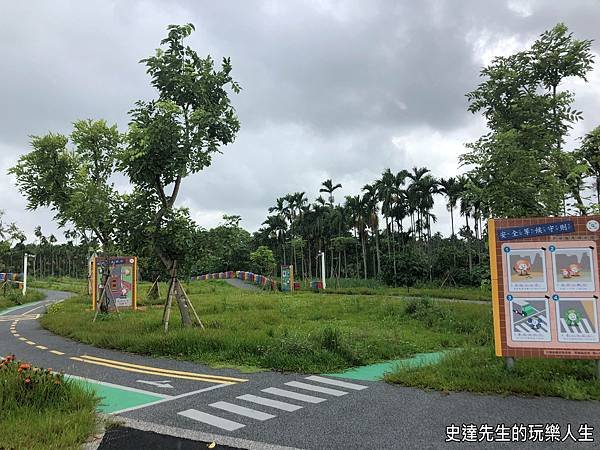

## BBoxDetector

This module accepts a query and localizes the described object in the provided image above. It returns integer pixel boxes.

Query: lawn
[29,277,88,295]
[0,355,98,450]
[40,280,491,373]
[385,347,600,401]
[0,287,44,312]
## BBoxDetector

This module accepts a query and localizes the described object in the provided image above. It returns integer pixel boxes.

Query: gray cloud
[1,0,600,240]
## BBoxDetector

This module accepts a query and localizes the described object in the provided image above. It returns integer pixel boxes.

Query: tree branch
[167,175,182,208]
[155,176,169,208]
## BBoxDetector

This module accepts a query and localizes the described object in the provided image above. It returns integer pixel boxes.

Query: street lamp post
[317,251,326,290]
[22,253,35,296]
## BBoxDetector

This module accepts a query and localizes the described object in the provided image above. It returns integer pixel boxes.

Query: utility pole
[318,251,326,289]
[22,253,35,296]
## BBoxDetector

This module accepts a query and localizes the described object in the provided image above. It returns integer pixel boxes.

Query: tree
[319,179,342,205]
[10,121,120,248]
[462,23,594,218]
[250,246,276,277]
[118,24,240,328]
[579,125,600,205]
[439,177,461,237]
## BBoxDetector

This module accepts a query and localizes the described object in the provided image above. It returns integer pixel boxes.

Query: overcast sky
[1,0,600,242]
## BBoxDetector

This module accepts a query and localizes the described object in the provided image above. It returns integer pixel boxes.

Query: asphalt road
[2,290,600,449]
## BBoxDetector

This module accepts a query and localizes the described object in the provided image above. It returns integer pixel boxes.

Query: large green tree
[462,23,594,218]
[119,24,240,273]
[10,120,121,248]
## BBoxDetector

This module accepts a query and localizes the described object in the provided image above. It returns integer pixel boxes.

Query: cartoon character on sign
[513,259,531,276]
[560,268,572,279]
[565,309,582,327]
[527,316,542,330]
[568,263,582,277]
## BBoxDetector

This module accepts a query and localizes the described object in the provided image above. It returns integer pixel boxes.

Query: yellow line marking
[50,350,65,355]
[79,355,247,383]
[13,334,20,337]
[71,357,239,384]
[36,345,48,350]
[18,337,27,341]
[26,341,36,345]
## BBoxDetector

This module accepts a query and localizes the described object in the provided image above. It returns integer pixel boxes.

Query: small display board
[489,216,600,359]
[92,256,137,310]
[281,265,294,292]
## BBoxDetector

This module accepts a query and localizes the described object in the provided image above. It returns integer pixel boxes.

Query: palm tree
[320,179,343,205]
[439,177,461,237]
[345,195,368,279]
[362,183,381,276]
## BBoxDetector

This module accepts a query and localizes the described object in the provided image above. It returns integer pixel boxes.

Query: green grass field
[0,287,44,312]
[0,356,98,450]
[41,280,491,373]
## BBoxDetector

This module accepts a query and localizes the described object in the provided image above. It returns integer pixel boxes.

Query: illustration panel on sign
[504,247,547,292]
[552,247,596,292]
[508,298,551,342]
[556,298,599,343]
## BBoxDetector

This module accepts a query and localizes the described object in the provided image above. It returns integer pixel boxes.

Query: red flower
[18,363,31,372]
[24,377,31,384]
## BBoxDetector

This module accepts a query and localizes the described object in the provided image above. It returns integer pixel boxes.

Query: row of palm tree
[256,167,487,281]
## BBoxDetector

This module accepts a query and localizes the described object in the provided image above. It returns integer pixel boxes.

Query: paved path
[2,290,599,449]
[225,278,261,291]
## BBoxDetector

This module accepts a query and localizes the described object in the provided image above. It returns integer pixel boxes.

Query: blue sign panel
[497,220,575,241]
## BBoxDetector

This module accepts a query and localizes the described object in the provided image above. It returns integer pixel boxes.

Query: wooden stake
[177,280,204,329]
[162,276,176,332]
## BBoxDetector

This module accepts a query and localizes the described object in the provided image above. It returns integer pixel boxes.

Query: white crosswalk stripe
[0,314,38,322]
[305,375,368,390]
[209,401,275,420]
[237,394,303,412]
[178,409,245,431]
[262,387,326,403]
[177,377,367,431]
[285,381,347,396]
[580,319,593,333]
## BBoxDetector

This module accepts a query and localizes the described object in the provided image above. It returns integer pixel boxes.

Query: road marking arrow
[136,379,174,389]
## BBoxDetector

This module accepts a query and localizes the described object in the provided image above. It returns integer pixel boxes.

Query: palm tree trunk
[375,228,381,277]
[361,231,367,280]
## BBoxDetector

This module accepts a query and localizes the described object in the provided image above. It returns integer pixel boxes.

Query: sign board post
[489,216,600,370]
[281,265,294,292]
[92,256,138,310]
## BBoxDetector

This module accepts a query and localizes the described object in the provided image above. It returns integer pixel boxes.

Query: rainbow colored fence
[190,271,280,290]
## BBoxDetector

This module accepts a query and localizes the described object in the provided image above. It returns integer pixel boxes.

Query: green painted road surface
[67,376,165,414]
[325,351,448,381]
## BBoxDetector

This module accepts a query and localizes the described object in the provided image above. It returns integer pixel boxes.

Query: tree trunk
[375,228,381,277]
[361,231,367,279]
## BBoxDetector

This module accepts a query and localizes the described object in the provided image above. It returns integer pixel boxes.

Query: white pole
[321,251,326,289]
[22,253,28,296]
